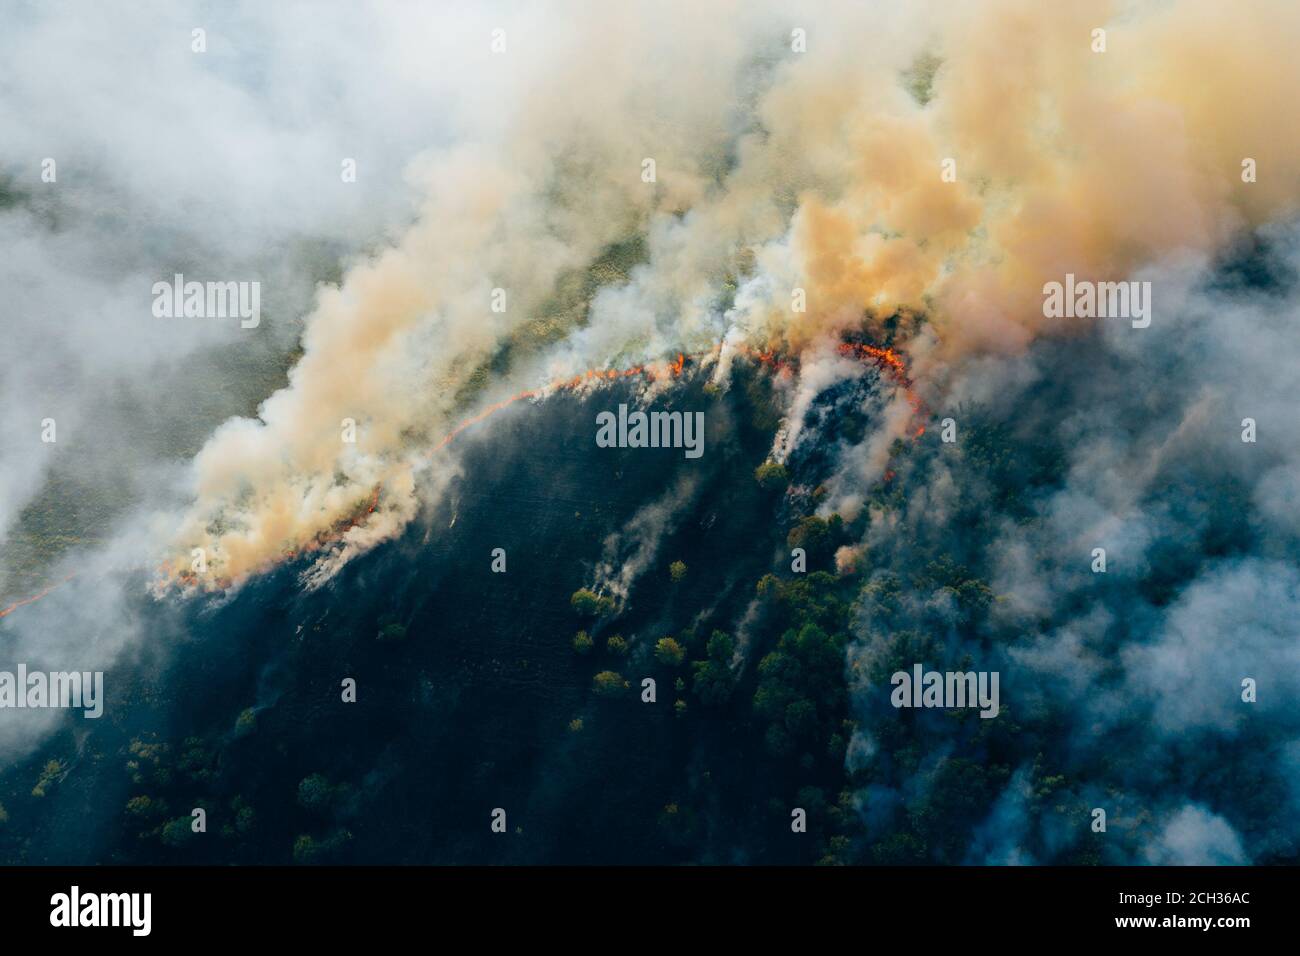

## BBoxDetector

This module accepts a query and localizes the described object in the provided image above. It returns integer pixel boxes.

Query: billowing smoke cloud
[840,231,1300,862]
[4,0,1300,856]
[146,0,1300,590]
[0,0,504,598]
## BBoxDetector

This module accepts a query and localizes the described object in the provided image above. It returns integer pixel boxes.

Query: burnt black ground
[1,367,830,864]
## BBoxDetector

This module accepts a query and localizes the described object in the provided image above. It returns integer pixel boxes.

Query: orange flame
[0,573,77,620]
[734,343,790,373]
[836,341,929,437]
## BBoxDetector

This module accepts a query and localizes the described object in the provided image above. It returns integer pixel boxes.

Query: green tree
[125,795,166,821]
[176,736,217,785]
[160,816,195,848]
[706,630,735,660]
[605,634,628,656]
[691,630,737,706]
[572,630,594,655]
[32,759,65,798]
[571,588,615,617]
[786,514,843,560]
[654,637,686,666]
[235,707,257,737]
[669,560,687,582]
[592,670,627,698]
[756,571,850,632]
[755,460,790,489]
[754,623,848,757]
[291,828,351,864]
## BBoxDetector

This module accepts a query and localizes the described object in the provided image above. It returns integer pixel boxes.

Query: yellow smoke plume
[163,0,1300,588]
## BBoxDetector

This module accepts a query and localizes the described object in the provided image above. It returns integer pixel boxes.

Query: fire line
[2,339,922,615]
